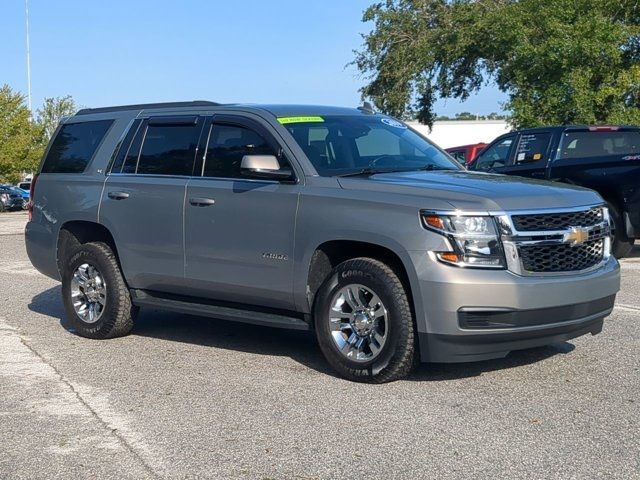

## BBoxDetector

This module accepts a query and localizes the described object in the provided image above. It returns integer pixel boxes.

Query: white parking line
[0,317,163,477]
[615,304,640,313]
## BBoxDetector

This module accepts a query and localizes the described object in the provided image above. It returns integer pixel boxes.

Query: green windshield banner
[277,116,325,124]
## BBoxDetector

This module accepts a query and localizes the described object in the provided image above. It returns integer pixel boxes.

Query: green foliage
[0,87,78,183]
[0,85,43,183]
[36,95,77,141]
[354,0,640,128]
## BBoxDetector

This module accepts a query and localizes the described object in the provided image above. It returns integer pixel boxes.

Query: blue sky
[1,0,505,116]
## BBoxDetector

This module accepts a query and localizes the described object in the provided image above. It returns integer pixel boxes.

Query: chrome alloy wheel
[329,284,388,362]
[70,263,106,324]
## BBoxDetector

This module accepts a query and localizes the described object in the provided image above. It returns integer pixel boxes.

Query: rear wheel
[62,242,136,339]
[607,202,634,259]
[314,258,417,383]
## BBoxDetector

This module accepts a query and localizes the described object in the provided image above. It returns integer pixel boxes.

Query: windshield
[280,115,461,176]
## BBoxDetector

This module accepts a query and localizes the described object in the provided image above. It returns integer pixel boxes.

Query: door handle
[189,197,216,207]
[108,191,130,200]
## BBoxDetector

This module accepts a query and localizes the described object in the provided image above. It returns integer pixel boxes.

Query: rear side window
[41,120,113,173]
[120,119,200,176]
[560,131,640,159]
[514,133,552,164]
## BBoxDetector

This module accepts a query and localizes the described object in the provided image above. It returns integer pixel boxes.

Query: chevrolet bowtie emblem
[564,227,590,246]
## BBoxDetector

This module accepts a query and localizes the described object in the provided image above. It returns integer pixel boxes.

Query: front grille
[518,239,604,273]
[511,207,603,231]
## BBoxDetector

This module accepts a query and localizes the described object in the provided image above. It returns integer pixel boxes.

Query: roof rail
[75,101,221,116]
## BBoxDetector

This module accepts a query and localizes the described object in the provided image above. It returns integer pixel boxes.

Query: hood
[337,170,602,212]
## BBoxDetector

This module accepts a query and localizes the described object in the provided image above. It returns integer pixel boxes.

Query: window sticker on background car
[381,118,407,129]
[277,116,324,124]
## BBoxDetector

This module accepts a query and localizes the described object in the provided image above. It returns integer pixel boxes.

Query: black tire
[313,257,417,383]
[0,202,5,213]
[607,202,634,259]
[61,242,136,339]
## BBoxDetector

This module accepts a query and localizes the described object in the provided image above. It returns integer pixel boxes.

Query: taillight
[28,174,38,221]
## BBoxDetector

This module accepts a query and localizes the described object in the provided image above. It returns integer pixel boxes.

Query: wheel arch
[301,238,425,332]
[56,221,120,277]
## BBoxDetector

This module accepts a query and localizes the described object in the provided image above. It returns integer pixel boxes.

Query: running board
[130,289,310,331]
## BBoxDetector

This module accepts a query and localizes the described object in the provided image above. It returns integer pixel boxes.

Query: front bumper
[2,199,25,210]
[409,252,620,362]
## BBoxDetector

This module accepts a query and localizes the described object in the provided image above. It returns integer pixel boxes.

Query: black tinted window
[41,120,113,173]
[110,119,142,173]
[136,124,199,176]
[514,133,552,164]
[560,131,640,159]
[473,136,515,171]
[202,124,279,178]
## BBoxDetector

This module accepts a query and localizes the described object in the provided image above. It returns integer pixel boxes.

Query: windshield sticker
[277,116,324,124]
[381,118,407,129]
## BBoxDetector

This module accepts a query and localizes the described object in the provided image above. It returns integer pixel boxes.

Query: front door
[183,115,300,310]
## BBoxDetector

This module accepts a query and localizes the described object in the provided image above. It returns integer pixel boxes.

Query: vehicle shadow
[627,245,640,258]
[29,286,575,382]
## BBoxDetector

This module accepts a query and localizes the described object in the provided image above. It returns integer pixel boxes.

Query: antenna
[357,101,375,114]
[25,0,32,113]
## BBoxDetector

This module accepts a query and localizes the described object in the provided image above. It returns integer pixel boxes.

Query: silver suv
[25,101,620,382]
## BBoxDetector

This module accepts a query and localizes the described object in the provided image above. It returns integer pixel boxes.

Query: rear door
[100,115,203,291]
[500,131,555,179]
[183,115,300,310]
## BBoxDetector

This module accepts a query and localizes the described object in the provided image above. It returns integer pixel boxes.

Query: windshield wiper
[416,164,455,171]
[336,164,457,178]
[335,167,397,177]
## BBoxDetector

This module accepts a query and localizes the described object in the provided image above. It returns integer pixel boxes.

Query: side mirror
[240,155,293,180]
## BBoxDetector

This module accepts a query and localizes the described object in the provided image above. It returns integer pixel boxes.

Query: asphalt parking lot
[1,211,639,479]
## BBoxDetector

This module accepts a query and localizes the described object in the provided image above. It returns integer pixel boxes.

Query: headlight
[421,212,506,268]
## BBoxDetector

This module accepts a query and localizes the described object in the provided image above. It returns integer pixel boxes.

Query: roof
[516,125,640,133]
[254,104,371,117]
[73,102,373,118]
[75,101,221,116]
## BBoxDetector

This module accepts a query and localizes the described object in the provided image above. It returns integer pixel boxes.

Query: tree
[354,0,640,128]
[36,95,77,142]
[0,85,43,184]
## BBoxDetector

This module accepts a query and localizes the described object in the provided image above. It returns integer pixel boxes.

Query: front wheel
[314,258,417,383]
[607,202,634,259]
[61,242,137,339]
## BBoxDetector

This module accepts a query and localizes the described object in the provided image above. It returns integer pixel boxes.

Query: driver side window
[474,135,516,171]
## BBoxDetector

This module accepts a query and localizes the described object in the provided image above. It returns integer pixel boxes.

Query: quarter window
[202,124,281,178]
[41,120,113,173]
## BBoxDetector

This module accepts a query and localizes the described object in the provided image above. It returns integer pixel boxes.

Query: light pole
[25,0,32,112]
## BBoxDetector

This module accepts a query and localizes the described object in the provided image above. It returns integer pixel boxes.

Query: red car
[445,143,488,165]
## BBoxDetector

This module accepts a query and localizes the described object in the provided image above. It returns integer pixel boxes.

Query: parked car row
[446,125,639,258]
[0,185,29,212]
